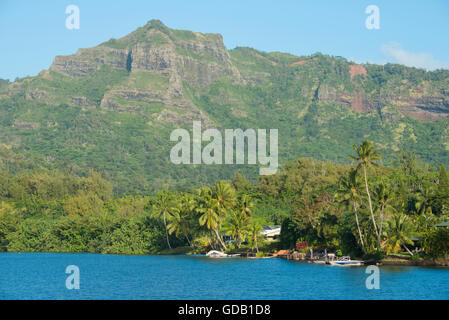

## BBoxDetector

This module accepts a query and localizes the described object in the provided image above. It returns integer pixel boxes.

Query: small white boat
[328,256,363,267]
[206,250,228,258]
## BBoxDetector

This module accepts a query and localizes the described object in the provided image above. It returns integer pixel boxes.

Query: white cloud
[381,43,449,71]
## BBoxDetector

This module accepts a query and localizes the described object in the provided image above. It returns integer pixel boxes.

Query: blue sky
[1,0,448,80]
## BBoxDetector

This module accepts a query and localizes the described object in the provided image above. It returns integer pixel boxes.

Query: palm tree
[248,219,262,253]
[167,209,183,241]
[383,213,415,256]
[350,141,382,247]
[223,210,250,248]
[200,181,236,250]
[222,194,254,248]
[238,194,254,218]
[335,168,366,253]
[212,181,237,213]
[415,183,433,215]
[373,181,396,252]
[195,187,225,250]
[152,191,176,249]
[198,197,227,250]
[413,211,436,234]
[167,194,195,246]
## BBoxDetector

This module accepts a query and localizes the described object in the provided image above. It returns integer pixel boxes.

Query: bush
[191,236,210,254]
[225,243,236,254]
[362,251,385,262]
[422,228,449,259]
[411,253,421,261]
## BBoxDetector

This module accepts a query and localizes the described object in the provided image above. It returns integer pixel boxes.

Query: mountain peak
[143,19,168,30]
[138,19,171,36]
[2,21,449,193]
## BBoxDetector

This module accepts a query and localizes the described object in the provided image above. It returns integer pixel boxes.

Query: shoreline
[2,251,449,267]
[278,251,449,267]
[378,257,449,267]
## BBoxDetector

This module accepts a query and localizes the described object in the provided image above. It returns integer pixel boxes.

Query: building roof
[261,225,281,237]
[434,221,449,227]
[263,225,281,230]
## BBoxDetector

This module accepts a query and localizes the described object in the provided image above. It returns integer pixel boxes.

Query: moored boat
[328,256,363,266]
[206,250,228,258]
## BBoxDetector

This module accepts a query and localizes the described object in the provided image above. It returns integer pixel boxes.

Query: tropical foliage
[0,143,448,260]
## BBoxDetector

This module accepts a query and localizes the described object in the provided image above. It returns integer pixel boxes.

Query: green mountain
[1,19,449,194]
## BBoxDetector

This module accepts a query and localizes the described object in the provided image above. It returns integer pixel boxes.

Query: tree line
[0,141,448,259]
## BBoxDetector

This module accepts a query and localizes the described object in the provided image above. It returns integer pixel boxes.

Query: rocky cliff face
[50,46,129,77]
[314,64,449,120]
[8,19,449,123]
[382,89,449,121]
[1,20,449,191]
[50,20,242,87]
[47,20,245,126]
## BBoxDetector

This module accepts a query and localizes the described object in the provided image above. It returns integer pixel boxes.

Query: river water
[0,253,448,299]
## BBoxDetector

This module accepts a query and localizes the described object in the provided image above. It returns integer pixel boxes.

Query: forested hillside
[0,20,448,194]
[1,147,448,259]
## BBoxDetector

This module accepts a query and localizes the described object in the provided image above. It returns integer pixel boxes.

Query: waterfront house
[261,225,281,239]
[434,221,449,227]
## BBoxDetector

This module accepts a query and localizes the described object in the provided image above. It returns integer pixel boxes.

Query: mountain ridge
[0,20,448,193]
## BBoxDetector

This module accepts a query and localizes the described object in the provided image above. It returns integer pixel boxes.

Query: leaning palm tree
[167,209,183,241]
[383,213,415,256]
[197,197,227,250]
[207,181,237,249]
[152,191,176,249]
[350,141,382,246]
[167,195,194,247]
[335,168,366,253]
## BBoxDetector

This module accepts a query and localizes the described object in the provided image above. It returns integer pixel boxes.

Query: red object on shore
[272,250,290,257]
[296,241,308,250]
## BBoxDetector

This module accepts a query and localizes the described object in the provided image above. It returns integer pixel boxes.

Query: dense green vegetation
[0,37,449,195]
[0,23,448,264]
[0,142,448,260]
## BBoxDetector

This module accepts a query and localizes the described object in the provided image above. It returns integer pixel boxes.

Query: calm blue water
[0,253,448,300]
